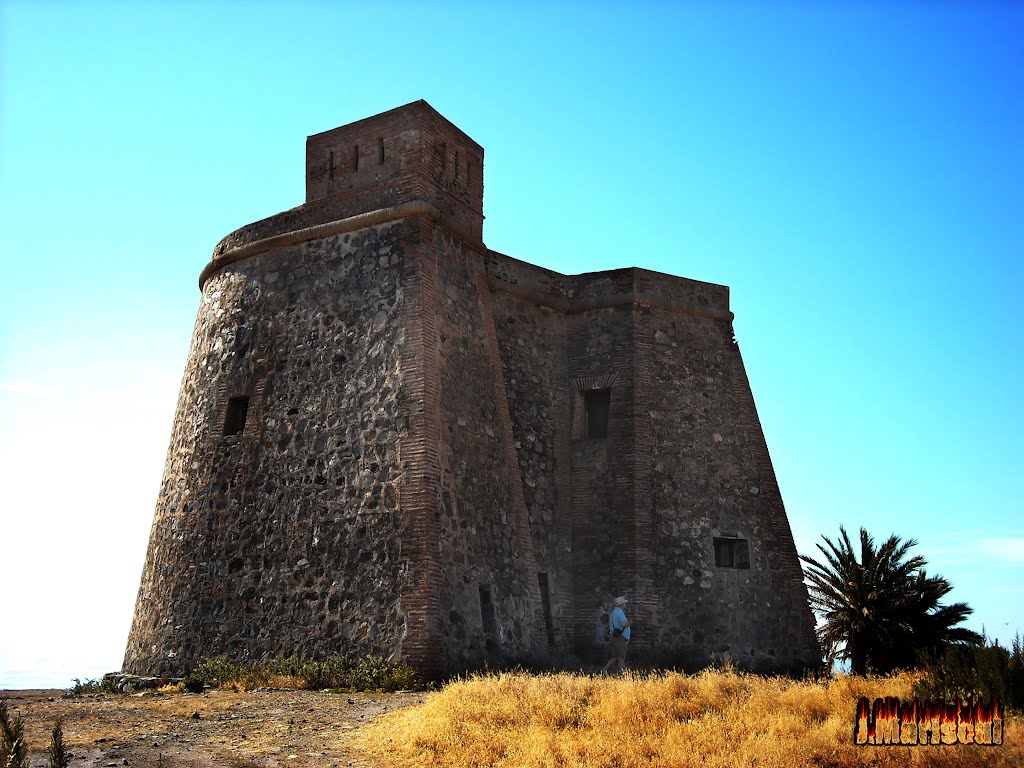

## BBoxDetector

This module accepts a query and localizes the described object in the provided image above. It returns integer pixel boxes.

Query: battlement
[305,100,484,242]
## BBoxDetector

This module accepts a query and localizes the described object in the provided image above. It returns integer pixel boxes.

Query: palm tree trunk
[850,637,867,676]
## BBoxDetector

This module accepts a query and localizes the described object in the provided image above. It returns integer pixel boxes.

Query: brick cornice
[486,277,734,322]
[199,199,485,289]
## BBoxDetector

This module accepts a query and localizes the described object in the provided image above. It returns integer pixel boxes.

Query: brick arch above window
[572,373,619,391]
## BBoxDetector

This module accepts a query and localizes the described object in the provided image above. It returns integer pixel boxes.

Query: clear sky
[1,1,1021,689]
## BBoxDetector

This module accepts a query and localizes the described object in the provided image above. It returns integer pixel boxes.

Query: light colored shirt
[609,606,631,641]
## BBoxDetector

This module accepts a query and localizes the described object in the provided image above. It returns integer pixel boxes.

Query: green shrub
[914,632,1024,711]
[48,720,70,768]
[1,702,74,767]
[181,654,420,692]
[0,699,27,768]
[346,655,419,692]
[298,655,354,690]
[67,677,114,696]
[182,670,206,693]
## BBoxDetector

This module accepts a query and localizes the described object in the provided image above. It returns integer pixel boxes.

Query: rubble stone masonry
[124,101,820,678]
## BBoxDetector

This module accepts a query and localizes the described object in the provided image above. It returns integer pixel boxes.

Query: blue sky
[1,1,1021,688]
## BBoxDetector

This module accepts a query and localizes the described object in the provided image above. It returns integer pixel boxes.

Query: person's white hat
[614,596,628,606]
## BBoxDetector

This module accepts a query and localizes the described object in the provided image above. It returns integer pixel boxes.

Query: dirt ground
[2,688,425,768]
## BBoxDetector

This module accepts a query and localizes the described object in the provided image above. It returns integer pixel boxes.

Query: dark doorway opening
[584,389,610,439]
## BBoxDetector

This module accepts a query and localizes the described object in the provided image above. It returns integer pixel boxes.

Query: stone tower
[124,100,820,679]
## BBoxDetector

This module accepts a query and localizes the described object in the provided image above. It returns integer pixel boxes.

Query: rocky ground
[2,688,424,768]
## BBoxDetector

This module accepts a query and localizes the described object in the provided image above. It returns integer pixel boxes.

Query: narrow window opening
[454,150,460,178]
[467,159,472,188]
[713,537,750,569]
[538,573,555,646]
[223,396,250,437]
[584,389,611,439]
[328,151,335,180]
[479,584,497,641]
[352,144,359,172]
[378,137,385,165]
[440,142,447,172]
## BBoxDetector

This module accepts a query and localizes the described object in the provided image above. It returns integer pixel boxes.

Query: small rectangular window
[223,396,250,436]
[584,389,610,439]
[713,537,750,569]
[352,144,360,172]
[479,584,497,637]
[378,137,385,165]
[538,573,555,646]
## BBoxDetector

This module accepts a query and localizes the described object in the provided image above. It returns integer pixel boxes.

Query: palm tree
[800,526,982,675]
[877,568,983,673]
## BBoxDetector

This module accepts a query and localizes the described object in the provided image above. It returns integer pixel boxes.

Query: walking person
[602,596,631,673]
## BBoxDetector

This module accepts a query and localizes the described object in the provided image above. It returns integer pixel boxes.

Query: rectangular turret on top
[305,100,484,243]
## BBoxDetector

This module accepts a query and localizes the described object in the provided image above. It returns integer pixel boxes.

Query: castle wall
[430,229,545,670]
[124,222,414,675]
[125,101,821,680]
[631,278,817,670]
[479,262,818,669]
[566,303,637,653]
[489,288,574,653]
[642,306,781,668]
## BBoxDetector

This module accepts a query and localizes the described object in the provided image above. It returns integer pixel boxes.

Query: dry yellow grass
[355,669,1021,768]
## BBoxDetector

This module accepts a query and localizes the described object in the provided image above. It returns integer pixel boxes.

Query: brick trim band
[573,374,620,391]
[199,199,484,289]
[487,277,735,322]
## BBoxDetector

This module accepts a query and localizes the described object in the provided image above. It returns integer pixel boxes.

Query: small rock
[191,711,201,720]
